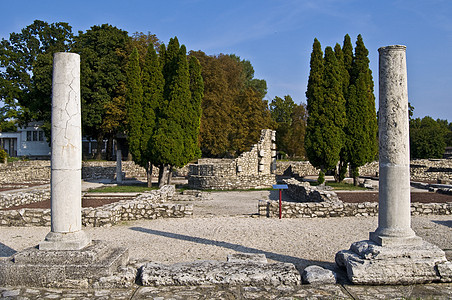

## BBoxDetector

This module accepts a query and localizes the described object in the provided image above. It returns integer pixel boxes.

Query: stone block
[140,256,300,286]
[302,265,336,284]
[337,239,451,284]
[0,240,128,287]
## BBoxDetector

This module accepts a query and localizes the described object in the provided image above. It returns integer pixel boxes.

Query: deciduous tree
[73,24,129,159]
[0,20,73,139]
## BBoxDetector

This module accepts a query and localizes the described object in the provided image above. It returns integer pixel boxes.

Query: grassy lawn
[310,181,368,191]
[87,183,158,193]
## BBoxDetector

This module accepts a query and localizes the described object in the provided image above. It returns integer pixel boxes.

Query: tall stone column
[39,52,91,250]
[369,45,419,246]
[335,45,451,285]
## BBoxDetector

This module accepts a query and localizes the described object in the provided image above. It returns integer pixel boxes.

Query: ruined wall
[188,129,277,190]
[259,200,452,218]
[0,186,193,227]
[274,159,452,182]
[0,160,188,184]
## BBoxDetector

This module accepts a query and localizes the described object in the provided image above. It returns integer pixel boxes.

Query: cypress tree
[322,46,346,170]
[188,56,204,161]
[334,43,350,181]
[152,37,194,185]
[305,39,326,174]
[346,34,378,185]
[141,43,164,186]
[125,47,143,166]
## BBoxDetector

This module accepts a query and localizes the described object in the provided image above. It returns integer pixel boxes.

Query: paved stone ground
[1,283,452,299]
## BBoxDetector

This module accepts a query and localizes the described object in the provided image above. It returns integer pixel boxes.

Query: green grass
[310,181,368,191]
[87,184,158,193]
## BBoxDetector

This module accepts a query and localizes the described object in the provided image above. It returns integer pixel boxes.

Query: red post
[279,189,282,219]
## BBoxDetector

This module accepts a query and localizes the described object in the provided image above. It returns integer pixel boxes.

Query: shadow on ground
[432,220,452,228]
[0,242,16,257]
[129,226,344,278]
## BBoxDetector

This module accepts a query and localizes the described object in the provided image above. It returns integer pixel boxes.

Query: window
[38,131,44,141]
[27,131,32,141]
[32,131,38,141]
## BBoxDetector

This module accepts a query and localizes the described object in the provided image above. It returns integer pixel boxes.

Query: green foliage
[306,35,376,180]
[410,116,448,158]
[270,95,307,158]
[284,103,308,158]
[125,47,143,164]
[317,170,325,185]
[141,44,163,165]
[305,42,346,172]
[0,120,17,132]
[0,148,7,163]
[305,38,325,170]
[344,34,378,178]
[190,51,272,158]
[74,24,129,147]
[0,20,73,139]
[188,56,204,160]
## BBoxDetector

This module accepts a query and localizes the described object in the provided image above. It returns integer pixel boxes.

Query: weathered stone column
[369,45,419,246]
[39,52,91,250]
[335,45,451,285]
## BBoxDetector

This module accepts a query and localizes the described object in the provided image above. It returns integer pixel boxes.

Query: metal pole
[279,189,282,219]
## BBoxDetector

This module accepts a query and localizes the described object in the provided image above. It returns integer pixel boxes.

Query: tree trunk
[106,135,114,161]
[166,165,173,185]
[351,165,360,186]
[158,164,169,188]
[146,162,153,188]
[95,135,103,160]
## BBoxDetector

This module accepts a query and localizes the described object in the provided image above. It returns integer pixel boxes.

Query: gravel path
[1,191,451,272]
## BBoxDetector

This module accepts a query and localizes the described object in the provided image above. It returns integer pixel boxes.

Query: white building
[0,122,51,158]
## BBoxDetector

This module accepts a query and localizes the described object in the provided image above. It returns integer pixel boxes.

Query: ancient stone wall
[188,129,277,190]
[258,200,452,218]
[283,178,340,203]
[0,189,50,209]
[0,186,192,227]
[274,159,452,182]
[0,160,189,184]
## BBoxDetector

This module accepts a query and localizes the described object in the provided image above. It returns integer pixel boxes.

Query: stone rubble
[302,265,337,284]
[140,253,301,287]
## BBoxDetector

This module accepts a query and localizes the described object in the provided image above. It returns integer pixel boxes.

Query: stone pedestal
[335,45,451,284]
[0,241,128,287]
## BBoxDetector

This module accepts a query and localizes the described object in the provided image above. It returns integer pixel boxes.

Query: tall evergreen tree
[140,43,164,186]
[125,47,143,166]
[346,34,378,184]
[188,56,204,160]
[305,39,326,173]
[151,37,201,186]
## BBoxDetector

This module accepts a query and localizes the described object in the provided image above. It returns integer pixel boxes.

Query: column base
[369,231,422,247]
[0,240,129,288]
[39,230,91,251]
[336,239,452,284]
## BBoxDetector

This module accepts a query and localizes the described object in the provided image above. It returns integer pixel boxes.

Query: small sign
[272,184,288,190]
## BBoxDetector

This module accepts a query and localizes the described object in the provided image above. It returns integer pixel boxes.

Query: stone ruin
[188,129,277,190]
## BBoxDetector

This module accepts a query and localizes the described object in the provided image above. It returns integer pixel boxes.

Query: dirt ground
[2,190,451,211]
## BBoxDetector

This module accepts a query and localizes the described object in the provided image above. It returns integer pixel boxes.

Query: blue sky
[1,0,451,120]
